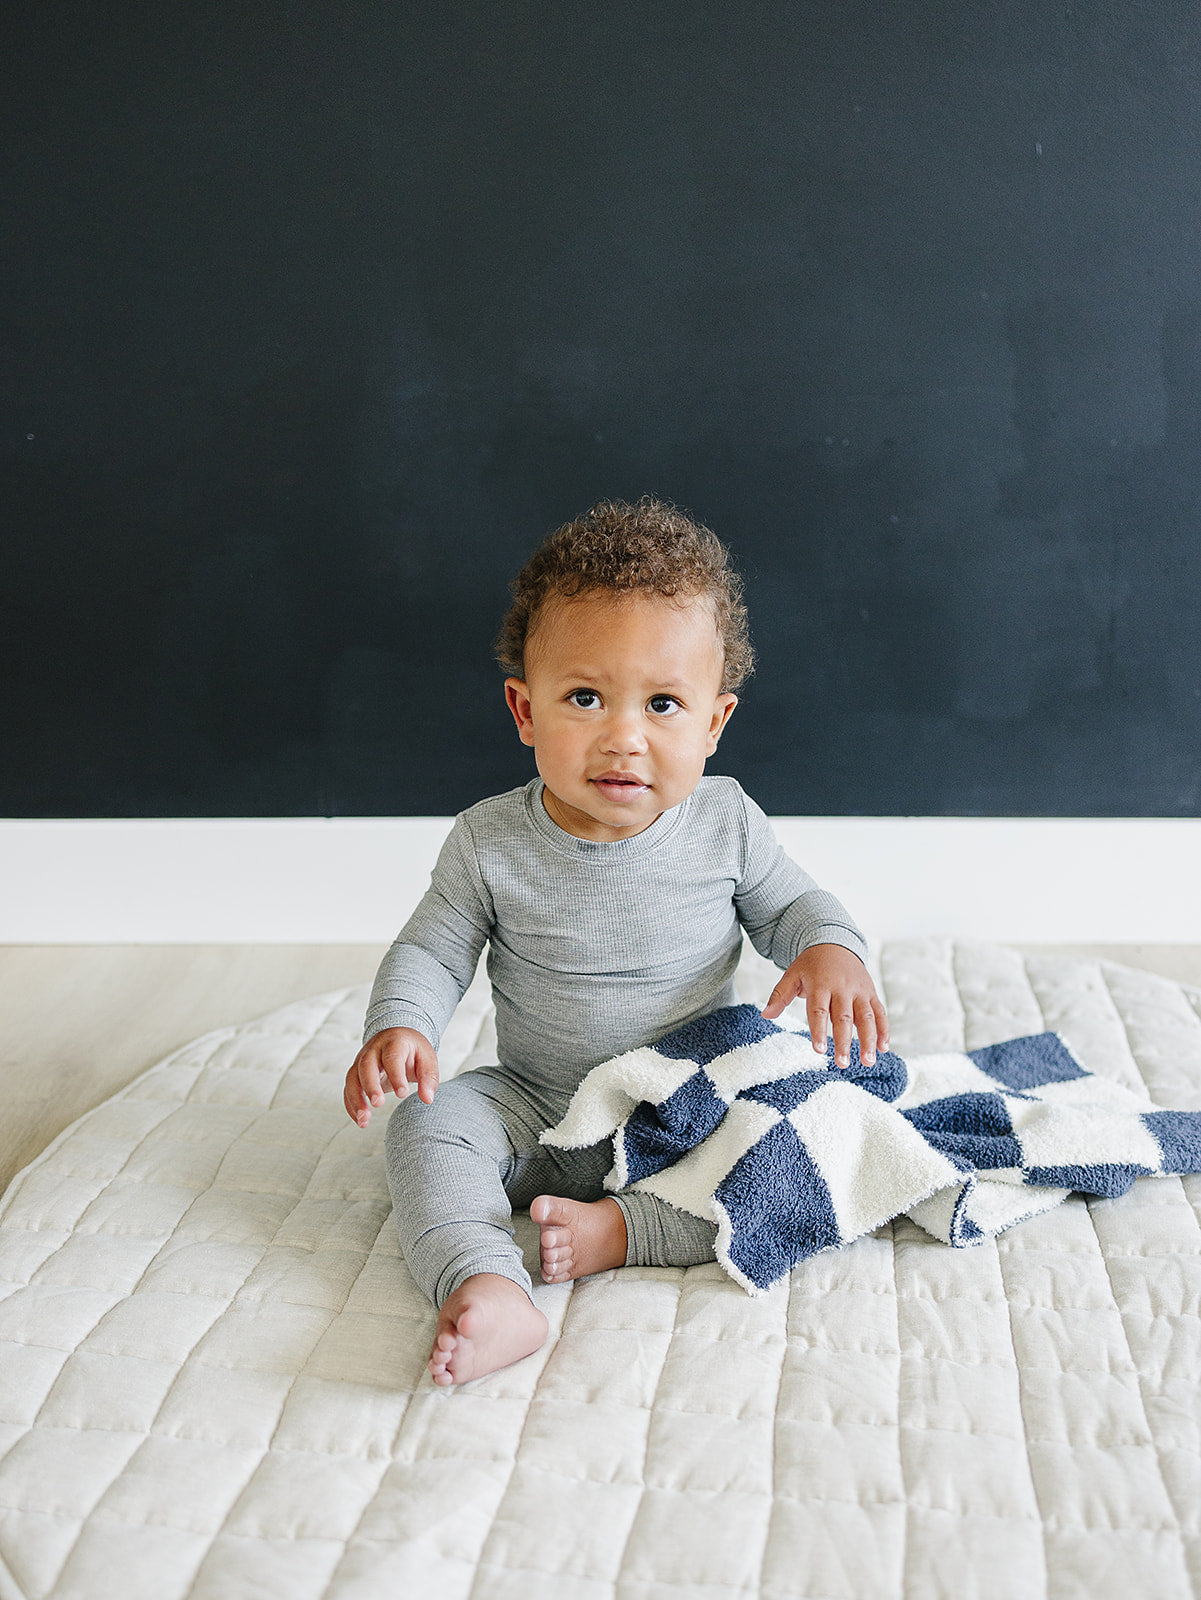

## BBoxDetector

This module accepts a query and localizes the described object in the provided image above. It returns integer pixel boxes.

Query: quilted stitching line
[753,1267,799,1600]
[459,1314,584,1599]
[1085,1198,1191,1568]
[888,1216,914,1600]
[983,952,1054,1593]
[1091,966,1199,1588]
[311,1230,425,1600]
[597,1269,686,1596]
[891,939,967,1600]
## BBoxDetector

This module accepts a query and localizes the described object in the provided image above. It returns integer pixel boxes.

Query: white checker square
[1008,1097,1166,1170]
[632,1096,779,1218]
[893,1051,1012,1109]
[786,1080,962,1240]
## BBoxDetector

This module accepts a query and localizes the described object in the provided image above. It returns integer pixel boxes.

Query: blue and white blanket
[541,1004,1201,1294]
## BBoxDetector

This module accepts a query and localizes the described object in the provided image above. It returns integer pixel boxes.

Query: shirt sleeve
[733,787,868,969]
[362,813,494,1047]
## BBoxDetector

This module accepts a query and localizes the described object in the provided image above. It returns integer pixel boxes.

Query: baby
[344,498,888,1385]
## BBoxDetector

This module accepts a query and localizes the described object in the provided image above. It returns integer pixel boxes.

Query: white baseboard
[1,817,1198,945]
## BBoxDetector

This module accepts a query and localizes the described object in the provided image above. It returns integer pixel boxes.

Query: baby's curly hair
[495,496,754,693]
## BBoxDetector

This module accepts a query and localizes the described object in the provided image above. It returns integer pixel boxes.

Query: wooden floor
[2,941,1199,1199]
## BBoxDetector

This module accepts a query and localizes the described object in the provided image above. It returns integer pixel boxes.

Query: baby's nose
[601,711,648,752]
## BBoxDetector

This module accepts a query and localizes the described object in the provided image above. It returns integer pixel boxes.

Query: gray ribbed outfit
[368,775,867,1306]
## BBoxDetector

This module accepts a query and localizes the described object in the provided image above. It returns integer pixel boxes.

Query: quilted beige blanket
[0,939,1198,1600]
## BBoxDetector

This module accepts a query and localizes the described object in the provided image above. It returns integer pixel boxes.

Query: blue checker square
[1025,1161,1153,1197]
[652,1003,780,1067]
[969,1032,1087,1090]
[620,1068,727,1183]
[717,1119,841,1288]
[903,1093,1024,1169]
[739,1069,836,1115]
[1144,1110,1201,1172]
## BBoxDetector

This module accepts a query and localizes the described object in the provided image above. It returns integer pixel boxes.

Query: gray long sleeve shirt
[364,775,867,1098]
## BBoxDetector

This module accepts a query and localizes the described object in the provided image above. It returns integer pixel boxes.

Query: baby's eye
[568,690,600,709]
[648,695,681,716]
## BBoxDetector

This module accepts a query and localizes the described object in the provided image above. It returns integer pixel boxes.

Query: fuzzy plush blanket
[541,1004,1201,1293]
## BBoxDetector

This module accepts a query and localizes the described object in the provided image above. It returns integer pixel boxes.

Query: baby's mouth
[591,774,649,800]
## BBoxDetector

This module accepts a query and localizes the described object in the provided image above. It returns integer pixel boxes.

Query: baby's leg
[532,1192,719,1282]
[384,1071,550,1384]
[427,1274,546,1388]
[506,1142,719,1283]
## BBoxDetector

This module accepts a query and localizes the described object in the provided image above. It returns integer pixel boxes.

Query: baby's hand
[344,1027,439,1127]
[762,944,889,1069]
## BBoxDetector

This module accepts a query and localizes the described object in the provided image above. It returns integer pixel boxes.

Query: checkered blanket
[541,1004,1201,1294]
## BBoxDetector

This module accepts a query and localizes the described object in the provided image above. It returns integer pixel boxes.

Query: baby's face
[505,590,738,842]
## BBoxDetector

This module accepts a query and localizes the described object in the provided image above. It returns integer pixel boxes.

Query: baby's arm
[732,785,887,1067]
[344,1026,439,1127]
[346,813,492,1126]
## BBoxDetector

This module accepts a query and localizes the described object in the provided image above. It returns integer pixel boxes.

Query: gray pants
[384,1065,719,1306]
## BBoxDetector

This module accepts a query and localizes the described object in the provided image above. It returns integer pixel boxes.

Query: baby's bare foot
[531,1194,628,1284]
[428,1274,548,1387]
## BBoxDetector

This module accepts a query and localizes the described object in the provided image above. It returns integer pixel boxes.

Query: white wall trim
[1,817,1198,945]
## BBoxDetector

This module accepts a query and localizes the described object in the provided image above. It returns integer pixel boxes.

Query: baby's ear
[707,693,738,752]
[505,679,536,746]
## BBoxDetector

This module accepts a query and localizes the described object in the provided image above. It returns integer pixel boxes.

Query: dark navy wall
[4,1,1200,816]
